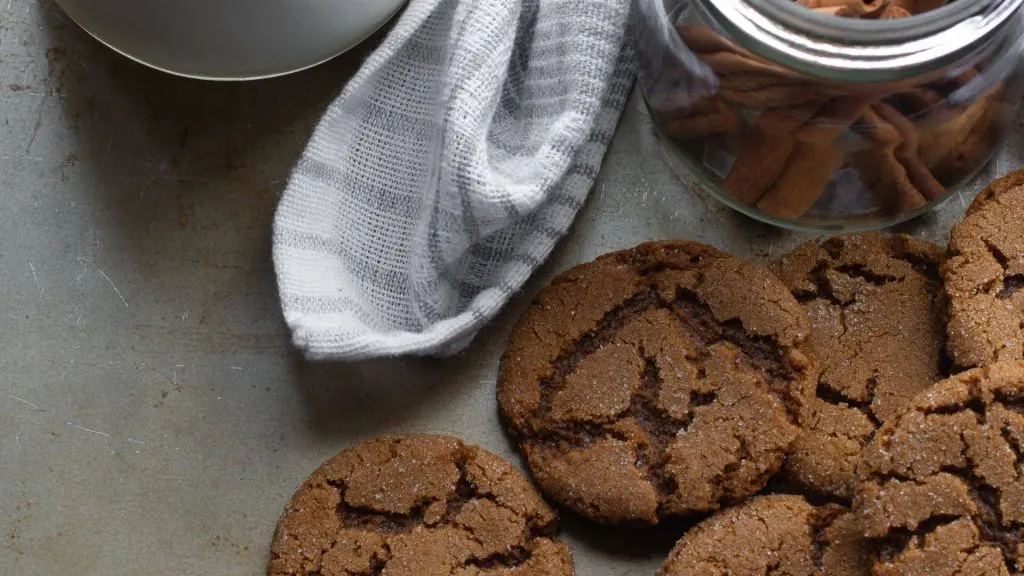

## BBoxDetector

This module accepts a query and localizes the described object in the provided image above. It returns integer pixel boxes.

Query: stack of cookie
[267,172,1024,576]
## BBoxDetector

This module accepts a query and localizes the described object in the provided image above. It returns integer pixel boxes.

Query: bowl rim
[56,1,405,81]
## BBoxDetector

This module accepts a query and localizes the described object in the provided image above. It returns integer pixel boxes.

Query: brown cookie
[498,241,818,525]
[944,182,1024,368]
[268,434,573,576]
[855,361,1024,576]
[658,495,873,576]
[772,233,947,500]
[966,169,1024,217]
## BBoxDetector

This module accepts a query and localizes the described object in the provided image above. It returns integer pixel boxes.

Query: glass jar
[635,0,1024,231]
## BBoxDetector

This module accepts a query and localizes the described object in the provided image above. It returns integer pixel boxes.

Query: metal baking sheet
[2,1,1022,574]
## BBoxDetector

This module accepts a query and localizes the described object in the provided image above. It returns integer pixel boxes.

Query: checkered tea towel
[272,0,635,360]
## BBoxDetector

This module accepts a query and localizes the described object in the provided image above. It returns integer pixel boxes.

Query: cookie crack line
[321,450,552,575]
[666,286,801,422]
[534,280,797,434]
[1000,426,1024,472]
[876,516,965,564]
[535,289,659,424]
[808,506,844,571]
[832,263,901,287]
[793,262,841,306]
[815,376,882,426]
[328,454,544,535]
[869,421,1022,569]
[634,351,683,503]
[978,237,1024,301]
[794,260,904,308]
[999,276,1024,299]
[983,237,1011,270]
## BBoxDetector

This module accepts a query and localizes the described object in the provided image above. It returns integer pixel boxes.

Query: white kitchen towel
[272,0,635,360]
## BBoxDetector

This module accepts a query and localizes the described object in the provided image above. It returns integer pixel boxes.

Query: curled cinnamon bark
[661,98,741,138]
[799,0,891,17]
[919,86,1005,182]
[801,0,947,16]
[662,12,1001,222]
[723,101,825,204]
[855,108,929,214]
[755,96,873,218]
[756,145,845,219]
[888,0,950,14]
[676,26,745,56]
[892,88,943,114]
[700,52,806,82]
[872,102,945,200]
[719,85,825,108]
[879,4,912,18]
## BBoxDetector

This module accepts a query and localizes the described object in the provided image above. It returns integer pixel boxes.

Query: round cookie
[772,233,947,500]
[658,495,873,576]
[268,434,573,576]
[966,169,1024,217]
[944,181,1024,368]
[498,241,818,525]
[855,361,1024,576]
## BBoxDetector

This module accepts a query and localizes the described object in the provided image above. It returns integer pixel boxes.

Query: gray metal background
[1,1,1020,574]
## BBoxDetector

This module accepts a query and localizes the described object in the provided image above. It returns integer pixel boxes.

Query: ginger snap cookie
[658,495,873,576]
[855,361,1024,576]
[268,434,573,576]
[498,241,818,525]
[944,181,1024,368]
[966,169,1024,217]
[772,233,947,500]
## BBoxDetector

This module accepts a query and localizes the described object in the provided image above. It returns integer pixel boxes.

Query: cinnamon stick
[677,25,930,105]
[872,102,945,200]
[799,0,891,17]
[754,96,874,218]
[662,99,741,138]
[813,6,846,15]
[880,4,911,18]
[723,101,826,204]
[677,26,745,56]
[700,52,806,82]
[893,88,943,114]
[756,144,845,219]
[919,86,1005,183]
[855,108,929,214]
[795,96,875,144]
[719,85,825,108]
[889,0,949,14]
[857,149,929,214]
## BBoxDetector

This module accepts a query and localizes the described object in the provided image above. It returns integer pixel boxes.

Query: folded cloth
[272,0,635,360]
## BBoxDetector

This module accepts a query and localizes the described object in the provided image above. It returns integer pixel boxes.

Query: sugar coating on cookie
[966,169,1024,217]
[855,361,1024,576]
[498,241,818,525]
[658,495,873,576]
[772,233,947,500]
[944,182,1024,368]
[268,434,573,576]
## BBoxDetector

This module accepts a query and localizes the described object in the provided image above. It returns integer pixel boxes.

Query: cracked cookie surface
[966,169,1024,218]
[498,241,818,525]
[945,180,1024,368]
[658,495,873,576]
[854,361,1024,576]
[268,434,572,576]
[772,233,947,500]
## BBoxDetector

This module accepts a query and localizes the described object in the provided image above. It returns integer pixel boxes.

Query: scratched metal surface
[1,1,1022,575]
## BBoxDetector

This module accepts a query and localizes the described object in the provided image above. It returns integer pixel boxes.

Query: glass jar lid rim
[705,0,1023,79]
[749,0,1008,41]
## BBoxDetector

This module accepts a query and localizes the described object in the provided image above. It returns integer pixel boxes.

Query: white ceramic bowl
[53,0,407,80]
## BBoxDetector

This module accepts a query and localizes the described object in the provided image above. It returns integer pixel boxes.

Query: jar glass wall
[635,0,1024,231]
